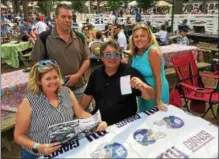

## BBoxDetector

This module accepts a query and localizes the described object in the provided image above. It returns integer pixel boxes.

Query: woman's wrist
[156,99,162,105]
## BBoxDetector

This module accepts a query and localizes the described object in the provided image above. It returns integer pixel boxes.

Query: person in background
[87,24,96,41]
[31,4,90,105]
[81,25,91,44]
[80,40,154,125]
[130,24,169,112]
[135,8,142,24]
[170,25,204,62]
[20,18,35,42]
[126,16,132,25]
[146,21,153,31]
[155,24,168,45]
[73,12,77,23]
[114,24,127,52]
[14,60,107,159]
[0,12,10,38]
[103,24,110,38]
[88,30,103,48]
[34,16,48,34]
[180,19,191,31]
[88,30,104,59]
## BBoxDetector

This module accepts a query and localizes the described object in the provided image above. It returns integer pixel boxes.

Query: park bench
[197,42,218,52]
[1,113,16,152]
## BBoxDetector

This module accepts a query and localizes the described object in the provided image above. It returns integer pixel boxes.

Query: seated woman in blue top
[130,24,169,112]
[14,60,107,159]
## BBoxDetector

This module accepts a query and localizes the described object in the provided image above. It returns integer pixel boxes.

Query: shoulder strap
[73,30,85,45]
[39,30,85,59]
[39,29,52,59]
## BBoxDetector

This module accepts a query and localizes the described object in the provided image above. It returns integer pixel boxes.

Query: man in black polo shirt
[80,40,154,126]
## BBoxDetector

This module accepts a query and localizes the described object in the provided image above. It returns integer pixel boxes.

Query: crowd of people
[0,3,208,159]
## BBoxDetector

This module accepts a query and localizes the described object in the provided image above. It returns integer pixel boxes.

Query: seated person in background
[20,18,34,41]
[14,60,107,159]
[169,25,204,62]
[80,40,154,126]
[169,25,189,46]
[155,24,168,45]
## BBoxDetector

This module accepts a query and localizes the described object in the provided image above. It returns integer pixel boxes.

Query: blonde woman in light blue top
[130,24,169,112]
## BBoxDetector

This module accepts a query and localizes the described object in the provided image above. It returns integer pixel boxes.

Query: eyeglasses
[103,52,120,59]
[38,60,57,67]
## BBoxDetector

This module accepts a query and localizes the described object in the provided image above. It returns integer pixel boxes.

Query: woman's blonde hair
[129,24,158,56]
[27,61,63,95]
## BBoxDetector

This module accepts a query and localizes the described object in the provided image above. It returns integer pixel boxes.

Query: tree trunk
[12,0,17,14]
[12,0,21,14]
[46,1,52,17]
[22,0,28,18]
[89,0,93,14]
[202,0,207,13]
[97,0,100,12]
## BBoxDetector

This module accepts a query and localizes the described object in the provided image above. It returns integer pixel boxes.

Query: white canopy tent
[128,1,138,7]
[156,1,172,7]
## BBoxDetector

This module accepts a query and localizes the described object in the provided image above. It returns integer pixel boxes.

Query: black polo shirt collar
[101,63,123,79]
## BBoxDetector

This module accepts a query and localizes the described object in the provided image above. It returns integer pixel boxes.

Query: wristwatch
[32,143,40,153]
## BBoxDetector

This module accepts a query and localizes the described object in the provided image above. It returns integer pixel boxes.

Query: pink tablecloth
[160,44,198,66]
[1,70,28,112]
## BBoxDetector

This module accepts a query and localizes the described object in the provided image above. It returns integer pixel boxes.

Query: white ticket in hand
[120,75,132,95]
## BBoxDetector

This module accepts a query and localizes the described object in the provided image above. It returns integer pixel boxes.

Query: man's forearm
[76,59,90,77]
[80,94,93,110]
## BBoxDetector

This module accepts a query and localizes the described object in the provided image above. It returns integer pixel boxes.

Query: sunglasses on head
[38,60,57,67]
[103,52,120,59]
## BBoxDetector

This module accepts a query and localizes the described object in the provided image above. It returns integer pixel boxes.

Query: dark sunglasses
[103,52,120,59]
[38,60,57,67]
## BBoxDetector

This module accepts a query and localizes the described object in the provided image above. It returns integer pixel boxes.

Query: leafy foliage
[71,1,88,13]
[136,0,155,9]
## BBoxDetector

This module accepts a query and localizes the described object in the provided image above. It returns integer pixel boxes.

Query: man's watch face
[32,148,39,153]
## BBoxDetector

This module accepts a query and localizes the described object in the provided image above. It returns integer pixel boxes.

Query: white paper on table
[120,75,132,95]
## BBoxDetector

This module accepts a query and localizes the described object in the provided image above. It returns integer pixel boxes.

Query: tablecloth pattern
[1,110,15,119]
[40,105,218,158]
[1,70,28,112]
[1,41,33,68]
[160,44,198,66]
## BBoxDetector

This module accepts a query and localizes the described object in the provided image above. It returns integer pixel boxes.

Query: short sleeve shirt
[31,29,90,89]
[84,63,147,125]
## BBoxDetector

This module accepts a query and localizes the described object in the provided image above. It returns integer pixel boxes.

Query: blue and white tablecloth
[41,105,218,158]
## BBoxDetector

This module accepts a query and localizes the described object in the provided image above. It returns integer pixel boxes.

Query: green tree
[107,0,124,11]
[71,1,87,13]
[136,0,155,9]
[37,1,54,16]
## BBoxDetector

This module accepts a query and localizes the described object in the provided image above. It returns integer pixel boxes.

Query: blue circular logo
[133,129,156,146]
[103,142,128,158]
[163,116,184,129]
